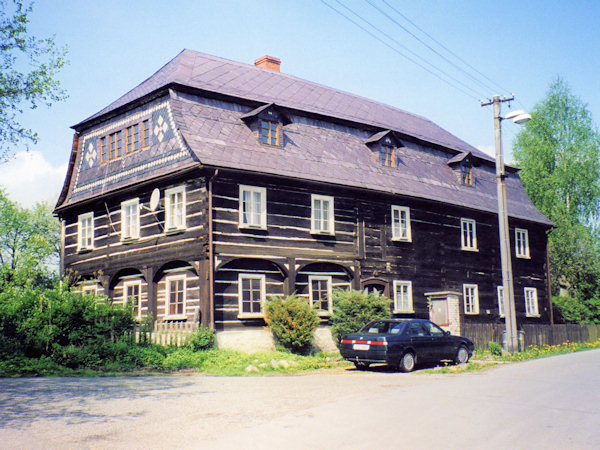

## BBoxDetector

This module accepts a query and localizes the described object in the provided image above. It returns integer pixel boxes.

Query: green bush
[330,289,391,344]
[185,326,216,351]
[488,341,503,356]
[265,295,320,354]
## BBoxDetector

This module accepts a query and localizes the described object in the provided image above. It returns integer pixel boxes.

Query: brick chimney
[254,55,281,72]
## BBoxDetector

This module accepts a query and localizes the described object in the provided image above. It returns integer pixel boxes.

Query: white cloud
[0,151,67,208]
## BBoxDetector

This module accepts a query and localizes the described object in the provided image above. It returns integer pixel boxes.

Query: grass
[3,339,599,378]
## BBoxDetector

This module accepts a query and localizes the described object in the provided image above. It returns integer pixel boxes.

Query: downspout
[546,238,554,324]
[207,169,219,329]
[60,219,65,278]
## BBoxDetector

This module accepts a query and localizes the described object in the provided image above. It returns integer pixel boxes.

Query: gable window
[126,124,140,154]
[124,280,142,319]
[460,218,477,251]
[142,120,151,148]
[165,186,186,231]
[166,274,186,318]
[463,284,479,314]
[311,194,334,235]
[121,198,140,240]
[393,280,413,313]
[391,205,411,241]
[461,164,473,186]
[109,131,123,160]
[100,137,108,163]
[238,274,265,317]
[260,119,281,146]
[239,185,266,229]
[497,286,505,317]
[309,275,332,314]
[77,212,94,251]
[380,144,395,167]
[515,228,530,258]
[524,287,539,317]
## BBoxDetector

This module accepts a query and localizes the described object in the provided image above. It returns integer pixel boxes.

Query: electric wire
[366,0,497,95]
[321,0,482,101]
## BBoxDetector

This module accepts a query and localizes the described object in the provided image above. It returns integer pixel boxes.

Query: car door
[423,321,452,361]
[407,321,433,362]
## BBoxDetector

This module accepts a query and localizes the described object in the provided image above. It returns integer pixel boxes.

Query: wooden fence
[463,323,600,349]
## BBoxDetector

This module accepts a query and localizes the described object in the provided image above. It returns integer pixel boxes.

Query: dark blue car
[340,318,474,372]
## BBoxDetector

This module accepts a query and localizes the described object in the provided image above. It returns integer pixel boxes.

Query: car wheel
[353,362,370,370]
[454,345,470,365]
[398,352,415,373]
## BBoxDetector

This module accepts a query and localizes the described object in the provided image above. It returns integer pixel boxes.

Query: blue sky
[2,0,599,207]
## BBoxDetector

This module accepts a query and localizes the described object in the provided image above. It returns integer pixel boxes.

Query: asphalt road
[1,349,599,449]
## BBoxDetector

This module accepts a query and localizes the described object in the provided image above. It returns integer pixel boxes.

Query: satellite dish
[149,188,160,211]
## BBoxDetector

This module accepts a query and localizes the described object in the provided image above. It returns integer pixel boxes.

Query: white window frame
[311,194,334,235]
[238,273,266,318]
[121,198,140,240]
[524,287,539,317]
[463,284,479,314]
[123,280,142,320]
[391,206,412,242]
[308,275,333,315]
[497,286,505,317]
[393,280,413,313]
[77,212,94,251]
[460,218,477,251]
[165,274,187,319]
[515,228,530,258]
[165,185,186,231]
[239,185,267,230]
[81,283,98,296]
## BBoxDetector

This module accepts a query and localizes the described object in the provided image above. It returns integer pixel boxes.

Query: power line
[365,0,497,95]
[321,0,482,101]
[380,0,512,96]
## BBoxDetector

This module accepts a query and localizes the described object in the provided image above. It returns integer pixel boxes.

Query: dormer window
[447,152,475,186]
[260,119,281,146]
[365,130,402,168]
[240,103,290,148]
[461,163,473,186]
[380,144,395,167]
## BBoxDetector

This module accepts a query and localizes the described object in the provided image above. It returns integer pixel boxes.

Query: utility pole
[481,95,519,353]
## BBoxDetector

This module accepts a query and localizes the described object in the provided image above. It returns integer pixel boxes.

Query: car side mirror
[444,331,450,336]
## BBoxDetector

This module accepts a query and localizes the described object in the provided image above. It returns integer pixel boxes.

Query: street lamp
[481,95,530,353]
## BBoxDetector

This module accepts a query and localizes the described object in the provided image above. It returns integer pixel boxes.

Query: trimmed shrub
[185,326,216,351]
[330,289,391,344]
[265,295,320,354]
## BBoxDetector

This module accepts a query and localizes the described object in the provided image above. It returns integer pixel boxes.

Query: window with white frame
[166,274,186,318]
[124,280,142,319]
[524,287,539,317]
[165,186,186,231]
[121,198,140,240]
[460,218,477,251]
[515,228,530,258]
[309,275,333,314]
[311,194,334,234]
[238,274,265,317]
[391,206,411,241]
[393,280,413,313]
[497,286,505,317]
[463,284,479,314]
[81,284,98,296]
[77,212,94,251]
[239,185,266,229]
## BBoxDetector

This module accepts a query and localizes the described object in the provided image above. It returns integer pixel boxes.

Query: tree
[513,78,600,323]
[1,0,68,162]
[0,189,59,287]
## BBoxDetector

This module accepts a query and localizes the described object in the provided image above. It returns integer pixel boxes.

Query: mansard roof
[57,50,551,226]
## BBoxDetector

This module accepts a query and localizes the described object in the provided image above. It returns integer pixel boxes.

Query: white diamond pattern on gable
[154,115,168,142]
[84,141,97,169]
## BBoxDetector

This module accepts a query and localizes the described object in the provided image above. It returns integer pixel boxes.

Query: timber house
[55,50,553,343]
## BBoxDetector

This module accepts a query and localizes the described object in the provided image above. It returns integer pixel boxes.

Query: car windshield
[360,321,407,335]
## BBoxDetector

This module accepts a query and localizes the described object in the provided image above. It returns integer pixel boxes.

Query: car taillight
[340,339,387,346]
